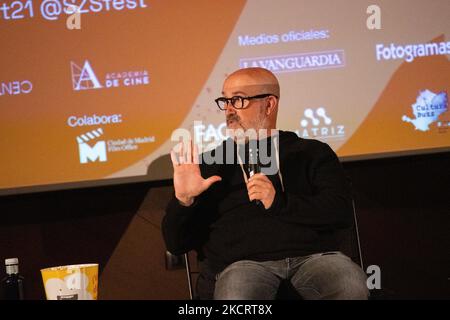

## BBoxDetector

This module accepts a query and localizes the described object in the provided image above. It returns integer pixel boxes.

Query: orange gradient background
[0,0,246,190]
[0,0,449,194]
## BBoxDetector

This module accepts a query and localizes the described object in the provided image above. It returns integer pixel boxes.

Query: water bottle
[1,258,25,300]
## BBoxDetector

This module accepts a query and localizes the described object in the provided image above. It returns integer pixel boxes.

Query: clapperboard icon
[77,128,107,164]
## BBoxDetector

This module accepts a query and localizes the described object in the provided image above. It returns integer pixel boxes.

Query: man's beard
[226,113,265,130]
[226,114,241,127]
[226,113,266,142]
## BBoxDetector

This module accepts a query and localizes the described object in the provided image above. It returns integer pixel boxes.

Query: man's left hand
[247,173,276,209]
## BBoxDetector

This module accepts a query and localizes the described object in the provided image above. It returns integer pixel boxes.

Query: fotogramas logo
[295,107,345,141]
[71,60,150,91]
[77,128,107,164]
[402,90,448,132]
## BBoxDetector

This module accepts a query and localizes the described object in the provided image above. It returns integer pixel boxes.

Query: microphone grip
[248,163,263,207]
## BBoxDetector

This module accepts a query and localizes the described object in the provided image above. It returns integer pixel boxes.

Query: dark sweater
[162,131,353,273]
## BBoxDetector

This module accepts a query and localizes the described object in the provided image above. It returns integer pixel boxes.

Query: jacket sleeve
[266,141,353,230]
[162,191,213,255]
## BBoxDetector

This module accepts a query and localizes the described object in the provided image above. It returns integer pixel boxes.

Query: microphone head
[248,163,260,177]
[248,148,260,177]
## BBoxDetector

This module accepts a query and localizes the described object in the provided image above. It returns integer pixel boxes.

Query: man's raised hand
[170,140,221,206]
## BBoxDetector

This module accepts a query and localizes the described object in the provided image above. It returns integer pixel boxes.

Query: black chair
[184,252,197,300]
[344,197,364,270]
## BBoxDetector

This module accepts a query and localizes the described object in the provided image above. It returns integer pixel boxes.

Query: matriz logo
[297,107,345,141]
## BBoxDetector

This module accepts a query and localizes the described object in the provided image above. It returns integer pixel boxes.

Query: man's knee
[293,252,369,300]
[322,257,369,299]
[333,268,369,299]
[214,260,279,300]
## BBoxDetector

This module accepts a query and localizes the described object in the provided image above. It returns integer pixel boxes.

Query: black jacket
[162,131,353,273]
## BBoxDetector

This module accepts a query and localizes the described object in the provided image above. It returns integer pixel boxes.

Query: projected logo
[402,90,448,132]
[295,107,345,141]
[376,41,450,63]
[239,50,345,74]
[71,60,150,91]
[191,121,228,153]
[76,127,156,164]
[77,128,107,164]
[71,61,102,91]
[0,80,33,96]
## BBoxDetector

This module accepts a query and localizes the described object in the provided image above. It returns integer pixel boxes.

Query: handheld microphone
[248,148,263,207]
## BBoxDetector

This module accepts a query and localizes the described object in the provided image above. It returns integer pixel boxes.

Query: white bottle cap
[5,258,19,266]
[5,258,19,275]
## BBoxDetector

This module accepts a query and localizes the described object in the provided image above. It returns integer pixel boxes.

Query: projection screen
[1,0,449,195]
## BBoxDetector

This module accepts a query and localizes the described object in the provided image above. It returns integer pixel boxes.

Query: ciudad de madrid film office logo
[75,127,156,165]
[76,128,108,164]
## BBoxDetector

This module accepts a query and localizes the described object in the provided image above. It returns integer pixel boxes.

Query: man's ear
[266,96,277,115]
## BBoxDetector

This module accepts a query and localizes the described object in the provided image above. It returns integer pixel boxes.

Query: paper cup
[40,264,98,300]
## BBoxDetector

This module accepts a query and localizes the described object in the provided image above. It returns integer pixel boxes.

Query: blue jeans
[214,251,369,300]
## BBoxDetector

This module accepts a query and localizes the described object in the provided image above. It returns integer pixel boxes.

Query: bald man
[162,68,368,300]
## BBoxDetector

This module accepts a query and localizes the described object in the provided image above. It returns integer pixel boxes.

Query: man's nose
[224,103,236,115]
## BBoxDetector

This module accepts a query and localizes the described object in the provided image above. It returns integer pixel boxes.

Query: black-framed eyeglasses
[214,93,277,111]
